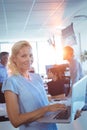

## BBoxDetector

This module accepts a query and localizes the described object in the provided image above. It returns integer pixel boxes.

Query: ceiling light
[73,15,87,21]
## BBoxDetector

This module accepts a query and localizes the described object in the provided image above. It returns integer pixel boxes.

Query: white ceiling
[0,0,87,41]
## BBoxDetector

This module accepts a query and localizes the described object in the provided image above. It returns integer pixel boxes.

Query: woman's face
[13,46,33,72]
[47,70,54,79]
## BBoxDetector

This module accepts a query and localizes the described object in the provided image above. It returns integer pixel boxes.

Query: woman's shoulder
[47,80,56,86]
[4,75,21,85]
[7,75,18,80]
[2,75,19,94]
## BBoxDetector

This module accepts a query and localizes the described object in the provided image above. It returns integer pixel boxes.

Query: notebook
[38,75,87,123]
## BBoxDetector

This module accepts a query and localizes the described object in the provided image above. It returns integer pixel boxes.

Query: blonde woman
[2,40,66,130]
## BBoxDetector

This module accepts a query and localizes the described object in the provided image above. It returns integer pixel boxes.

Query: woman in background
[47,66,66,99]
[2,40,66,130]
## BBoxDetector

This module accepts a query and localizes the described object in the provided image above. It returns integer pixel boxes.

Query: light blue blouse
[2,73,58,130]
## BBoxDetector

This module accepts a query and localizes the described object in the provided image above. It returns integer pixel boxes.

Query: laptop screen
[71,75,87,119]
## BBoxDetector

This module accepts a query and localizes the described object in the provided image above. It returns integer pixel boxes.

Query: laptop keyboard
[53,106,71,119]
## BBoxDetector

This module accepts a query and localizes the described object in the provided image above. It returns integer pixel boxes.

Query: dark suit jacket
[47,79,65,96]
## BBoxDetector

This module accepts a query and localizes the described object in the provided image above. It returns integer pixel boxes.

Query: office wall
[74,21,87,74]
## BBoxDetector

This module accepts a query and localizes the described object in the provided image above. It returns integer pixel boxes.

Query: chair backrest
[64,76,70,96]
[0,87,5,103]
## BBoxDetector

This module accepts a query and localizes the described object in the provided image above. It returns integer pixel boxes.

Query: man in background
[0,51,9,103]
[63,46,86,114]
[63,46,83,86]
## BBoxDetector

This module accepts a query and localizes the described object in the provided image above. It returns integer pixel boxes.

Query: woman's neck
[20,71,30,80]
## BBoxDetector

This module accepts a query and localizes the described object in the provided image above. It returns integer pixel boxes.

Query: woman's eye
[21,54,26,57]
[29,54,33,58]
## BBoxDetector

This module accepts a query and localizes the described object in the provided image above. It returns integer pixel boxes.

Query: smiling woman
[1,40,67,130]
[0,38,63,75]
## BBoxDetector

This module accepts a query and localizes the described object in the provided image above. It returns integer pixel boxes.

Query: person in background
[47,66,66,99]
[2,40,66,130]
[63,46,83,86]
[0,52,9,87]
[46,65,82,119]
[63,46,85,117]
[0,51,9,103]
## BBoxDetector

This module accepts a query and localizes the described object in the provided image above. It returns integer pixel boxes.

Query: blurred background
[0,0,87,75]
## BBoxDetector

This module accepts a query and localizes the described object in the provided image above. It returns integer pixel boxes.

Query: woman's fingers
[48,103,67,112]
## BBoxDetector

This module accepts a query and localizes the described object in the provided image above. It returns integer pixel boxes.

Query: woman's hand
[47,103,67,112]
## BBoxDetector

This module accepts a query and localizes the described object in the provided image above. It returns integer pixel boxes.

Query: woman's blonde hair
[8,40,32,75]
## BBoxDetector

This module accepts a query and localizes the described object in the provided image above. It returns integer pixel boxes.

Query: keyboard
[53,106,71,119]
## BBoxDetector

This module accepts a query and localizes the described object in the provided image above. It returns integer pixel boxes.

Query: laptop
[38,75,87,123]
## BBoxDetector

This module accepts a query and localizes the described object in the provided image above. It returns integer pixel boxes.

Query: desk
[0,103,7,116]
[0,121,19,130]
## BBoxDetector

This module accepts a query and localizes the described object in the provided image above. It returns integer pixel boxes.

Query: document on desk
[0,103,7,116]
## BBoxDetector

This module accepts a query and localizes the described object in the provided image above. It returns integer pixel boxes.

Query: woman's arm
[5,91,66,128]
